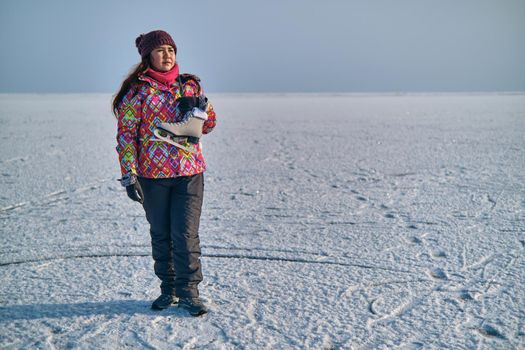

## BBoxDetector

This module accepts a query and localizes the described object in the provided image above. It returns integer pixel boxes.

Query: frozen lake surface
[1,93,524,349]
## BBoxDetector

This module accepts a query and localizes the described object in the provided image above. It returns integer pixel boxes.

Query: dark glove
[119,174,144,204]
[126,182,144,204]
[177,95,208,114]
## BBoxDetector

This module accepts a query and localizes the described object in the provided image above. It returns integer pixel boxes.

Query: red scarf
[145,64,179,87]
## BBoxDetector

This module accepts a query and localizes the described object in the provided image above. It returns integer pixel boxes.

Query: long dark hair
[112,56,150,117]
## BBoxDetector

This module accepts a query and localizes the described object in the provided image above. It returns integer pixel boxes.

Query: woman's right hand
[126,182,144,204]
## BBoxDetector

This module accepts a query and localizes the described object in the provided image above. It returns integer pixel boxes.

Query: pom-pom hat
[135,30,177,58]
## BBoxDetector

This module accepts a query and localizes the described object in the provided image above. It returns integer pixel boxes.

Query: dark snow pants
[138,174,204,298]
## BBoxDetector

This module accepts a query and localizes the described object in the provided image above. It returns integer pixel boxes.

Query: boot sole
[178,304,208,317]
[151,300,178,310]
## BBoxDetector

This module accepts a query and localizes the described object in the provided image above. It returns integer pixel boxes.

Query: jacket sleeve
[181,77,216,135]
[116,87,142,177]
[203,99,216,135]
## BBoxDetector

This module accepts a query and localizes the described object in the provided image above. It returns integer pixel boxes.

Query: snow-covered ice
[1,93,524,349]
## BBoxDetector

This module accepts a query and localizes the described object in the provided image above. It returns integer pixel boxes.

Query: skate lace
[172,113,192,126]
[170,109,205,127]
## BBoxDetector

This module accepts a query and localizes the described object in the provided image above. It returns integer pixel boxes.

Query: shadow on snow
[0,300,192,321]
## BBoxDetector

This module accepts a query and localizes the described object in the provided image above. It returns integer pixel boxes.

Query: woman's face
[150,45,176,72]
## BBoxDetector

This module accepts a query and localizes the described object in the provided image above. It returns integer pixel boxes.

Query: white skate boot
[154,108,208,153]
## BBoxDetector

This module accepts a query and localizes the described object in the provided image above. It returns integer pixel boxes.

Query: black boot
[178,297,208,316]
[151,294,178,310]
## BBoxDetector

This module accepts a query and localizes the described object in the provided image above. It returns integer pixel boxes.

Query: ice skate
[154,108,208,153]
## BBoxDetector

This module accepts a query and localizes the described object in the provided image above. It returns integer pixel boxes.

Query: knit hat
[135,30,177,58]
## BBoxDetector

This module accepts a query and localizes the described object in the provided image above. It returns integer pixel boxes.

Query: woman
[112,30,216,317]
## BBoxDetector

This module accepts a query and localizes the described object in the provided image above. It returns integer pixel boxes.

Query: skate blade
[154,129,198,154]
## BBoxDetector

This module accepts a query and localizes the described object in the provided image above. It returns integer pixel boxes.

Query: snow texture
[1,93,524,349]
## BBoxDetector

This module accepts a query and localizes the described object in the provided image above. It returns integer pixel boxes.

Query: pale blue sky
[1,0,524,93]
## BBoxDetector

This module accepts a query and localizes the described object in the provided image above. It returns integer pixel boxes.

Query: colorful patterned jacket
[116,73,216,179]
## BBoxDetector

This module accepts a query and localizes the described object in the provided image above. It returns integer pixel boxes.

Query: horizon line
[1,91,524,96]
